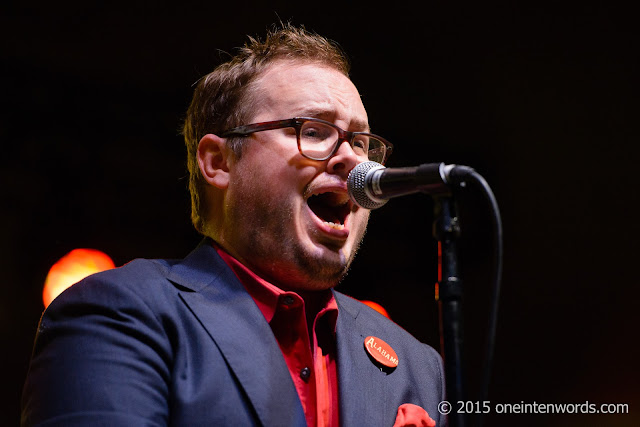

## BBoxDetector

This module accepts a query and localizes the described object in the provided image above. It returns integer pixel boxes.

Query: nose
[326,140,360,179]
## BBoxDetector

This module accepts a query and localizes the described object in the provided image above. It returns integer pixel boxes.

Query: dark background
[2,1,638,426]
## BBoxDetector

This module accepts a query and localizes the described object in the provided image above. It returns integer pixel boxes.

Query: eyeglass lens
[298,121,386,163]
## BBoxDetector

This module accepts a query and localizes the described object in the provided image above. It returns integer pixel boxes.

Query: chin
[270,243,350,291]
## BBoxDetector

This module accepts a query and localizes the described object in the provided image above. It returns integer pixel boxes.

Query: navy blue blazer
[22,241,446,426]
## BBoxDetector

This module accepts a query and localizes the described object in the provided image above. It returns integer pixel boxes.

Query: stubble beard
[226,181,368,291]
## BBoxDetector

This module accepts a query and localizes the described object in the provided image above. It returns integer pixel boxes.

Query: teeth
[325,221,345,230]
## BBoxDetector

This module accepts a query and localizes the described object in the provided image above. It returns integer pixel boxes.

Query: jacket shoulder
[47,257,182,311]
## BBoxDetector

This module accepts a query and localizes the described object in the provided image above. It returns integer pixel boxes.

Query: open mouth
[306,191,351,230]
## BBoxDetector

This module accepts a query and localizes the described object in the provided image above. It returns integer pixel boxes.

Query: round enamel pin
[364,336,399,368]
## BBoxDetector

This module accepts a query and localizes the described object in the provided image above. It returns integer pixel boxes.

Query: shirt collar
[214,243,338,325]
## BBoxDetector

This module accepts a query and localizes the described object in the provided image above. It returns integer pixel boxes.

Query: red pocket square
[393,403,436,427]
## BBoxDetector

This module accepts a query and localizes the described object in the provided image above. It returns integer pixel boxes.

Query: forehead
[250,60,369,129]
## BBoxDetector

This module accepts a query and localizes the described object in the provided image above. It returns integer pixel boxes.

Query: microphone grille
[347,161,388,210]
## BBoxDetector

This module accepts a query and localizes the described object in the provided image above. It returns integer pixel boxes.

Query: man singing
[22,24,446,426]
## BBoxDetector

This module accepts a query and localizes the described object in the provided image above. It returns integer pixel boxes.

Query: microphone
[347,161,473,209]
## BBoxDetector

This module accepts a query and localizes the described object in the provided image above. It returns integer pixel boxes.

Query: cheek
[232,158,307,216]
[249,153,313,192]
[350,209,370,240]
[232,147,322,222]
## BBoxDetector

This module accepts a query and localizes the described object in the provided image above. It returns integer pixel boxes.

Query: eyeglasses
[220,117,393,165]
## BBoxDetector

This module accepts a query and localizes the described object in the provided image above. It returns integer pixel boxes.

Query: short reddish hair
[182,23,351,233]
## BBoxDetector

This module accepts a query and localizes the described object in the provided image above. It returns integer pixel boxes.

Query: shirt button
[300,367,311,382]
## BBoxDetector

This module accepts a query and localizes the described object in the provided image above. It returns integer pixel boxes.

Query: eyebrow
[296,108,371,132]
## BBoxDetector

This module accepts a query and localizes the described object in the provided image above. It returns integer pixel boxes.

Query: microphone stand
[433,195,466,427]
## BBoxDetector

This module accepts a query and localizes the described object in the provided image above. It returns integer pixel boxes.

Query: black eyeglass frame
[220,117,393,164]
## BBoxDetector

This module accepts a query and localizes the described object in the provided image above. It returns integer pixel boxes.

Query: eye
[302,126,331,140]
[302,127,321,139]
[300,122,335,144]
[352,136,369,155]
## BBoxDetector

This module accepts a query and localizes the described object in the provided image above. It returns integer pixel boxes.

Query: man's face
[219,61,372,291]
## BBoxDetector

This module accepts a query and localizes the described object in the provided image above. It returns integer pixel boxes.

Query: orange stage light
[43,248,115,308]
[361,300,391,319]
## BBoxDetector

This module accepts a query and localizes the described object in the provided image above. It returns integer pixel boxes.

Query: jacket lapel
[167,241,306,427]
[334,292,392,427]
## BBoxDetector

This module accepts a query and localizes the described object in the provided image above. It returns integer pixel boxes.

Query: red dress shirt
[216,246,340,427]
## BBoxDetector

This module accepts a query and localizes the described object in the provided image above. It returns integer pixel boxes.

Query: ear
[197,134,232,189]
